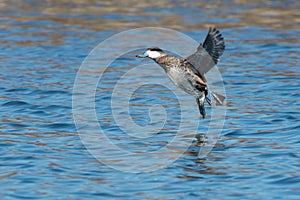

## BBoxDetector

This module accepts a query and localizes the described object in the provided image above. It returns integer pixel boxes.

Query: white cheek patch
[146,50,161,59]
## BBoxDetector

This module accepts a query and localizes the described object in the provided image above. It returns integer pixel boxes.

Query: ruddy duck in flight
[137,28,225,118]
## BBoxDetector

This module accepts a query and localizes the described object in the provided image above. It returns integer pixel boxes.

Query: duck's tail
[210,91,225,106]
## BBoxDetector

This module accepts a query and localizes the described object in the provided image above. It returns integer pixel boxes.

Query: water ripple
[0,1,300,199]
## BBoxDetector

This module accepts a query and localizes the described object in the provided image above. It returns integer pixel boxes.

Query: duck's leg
[205,96,211,106]
[196,98,206,118]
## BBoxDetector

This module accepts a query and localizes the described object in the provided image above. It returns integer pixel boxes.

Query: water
[1,1,300,199]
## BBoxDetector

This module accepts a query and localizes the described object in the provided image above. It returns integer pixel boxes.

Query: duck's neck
[154,55,175,71]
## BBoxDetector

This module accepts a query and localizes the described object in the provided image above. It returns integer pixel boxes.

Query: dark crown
[147,47,164,52]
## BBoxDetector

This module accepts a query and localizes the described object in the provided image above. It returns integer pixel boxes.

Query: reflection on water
[1,0,300,199]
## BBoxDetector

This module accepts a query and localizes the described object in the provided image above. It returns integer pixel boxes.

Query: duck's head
[136,47,165,59]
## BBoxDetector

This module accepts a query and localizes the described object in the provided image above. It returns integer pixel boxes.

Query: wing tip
[204,27,225,64]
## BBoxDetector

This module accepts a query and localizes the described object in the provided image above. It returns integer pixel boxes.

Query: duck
[136,28,225,118]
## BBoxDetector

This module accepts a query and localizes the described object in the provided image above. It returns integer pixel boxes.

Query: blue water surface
[0,1,299,199]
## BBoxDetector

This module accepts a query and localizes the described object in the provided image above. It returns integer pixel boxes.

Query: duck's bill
[136,54,147,58]
[136,51,148,58]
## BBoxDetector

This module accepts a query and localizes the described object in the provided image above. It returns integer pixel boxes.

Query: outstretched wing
[186,28,225,75]
[202,27,225,64]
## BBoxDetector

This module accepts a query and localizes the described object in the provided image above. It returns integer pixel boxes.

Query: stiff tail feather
[210,91,225,105]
